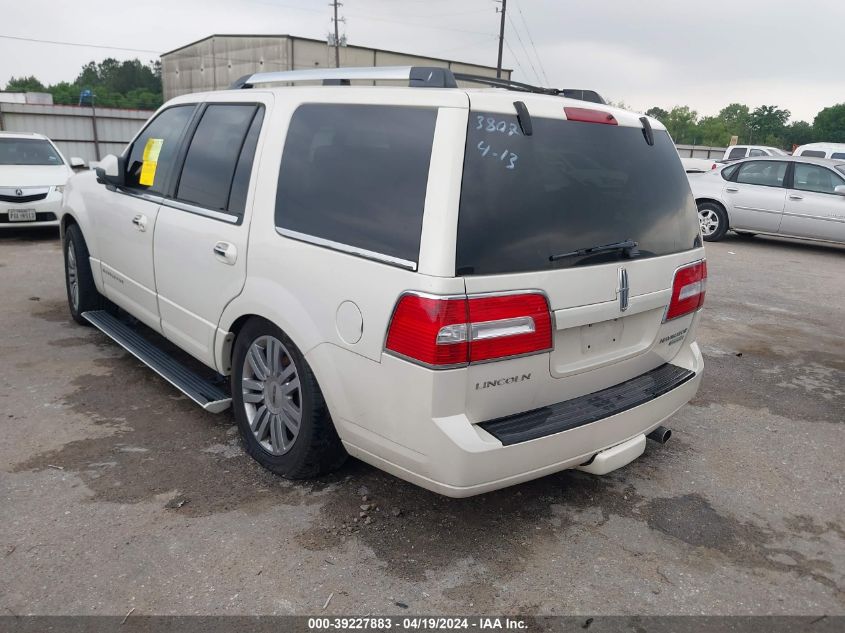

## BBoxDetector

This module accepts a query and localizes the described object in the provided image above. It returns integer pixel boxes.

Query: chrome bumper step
[82,310,231,413]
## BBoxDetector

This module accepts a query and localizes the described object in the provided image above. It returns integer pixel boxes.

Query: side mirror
[69,157,87,170]
[95,154,125,188]
[835,185,845,197]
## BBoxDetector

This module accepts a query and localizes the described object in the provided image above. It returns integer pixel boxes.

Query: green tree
[717,103,751,143]
[696,116,730,146]
[665,106,699,144]
[783,121,815,149]
[812,103,845,143]
[748,105,790,146]
[4,75,47,92]
[645,106,669,122]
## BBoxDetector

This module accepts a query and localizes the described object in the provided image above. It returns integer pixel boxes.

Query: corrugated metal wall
[162,35,510,99]
[0,103,153,163]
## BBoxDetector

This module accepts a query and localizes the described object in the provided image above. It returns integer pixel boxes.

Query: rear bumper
[312,340,704,497]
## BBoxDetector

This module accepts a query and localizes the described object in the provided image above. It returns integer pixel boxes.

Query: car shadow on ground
[720,232,844,255]
[0,227,60,242]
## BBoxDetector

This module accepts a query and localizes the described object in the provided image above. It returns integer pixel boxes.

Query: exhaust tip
[647,426,672,444]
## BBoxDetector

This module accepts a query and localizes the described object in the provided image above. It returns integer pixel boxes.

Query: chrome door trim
[734,205,783,215]
[782,211,845,224]
[275,227,417,271]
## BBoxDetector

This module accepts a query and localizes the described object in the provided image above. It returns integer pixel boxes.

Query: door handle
[788,194,803,200]
[131,214,147,231]
[213,241,237,265]
[725,187,739,192]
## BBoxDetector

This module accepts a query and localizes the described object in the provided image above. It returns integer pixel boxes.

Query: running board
[82,310,231,413]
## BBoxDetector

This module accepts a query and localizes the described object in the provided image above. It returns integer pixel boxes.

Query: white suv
[60,67,705,497]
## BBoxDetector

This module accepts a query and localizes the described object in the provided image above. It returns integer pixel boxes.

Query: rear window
[0,138,63,166]
[456,112,700,276]
[728,147,747,159]
[275,104,437,266]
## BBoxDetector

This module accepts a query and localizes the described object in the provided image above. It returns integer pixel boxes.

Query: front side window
[125,105,195,193]
[728,147,746,160]
[749,148,766,157]
[793,163,845,195]
[176,104,263,214]
[735,161,787,188]
[275,104,437,265]
[0,138,62,166]
[799,150,826,158]
[456,112,700,275]
[831,152,845,160]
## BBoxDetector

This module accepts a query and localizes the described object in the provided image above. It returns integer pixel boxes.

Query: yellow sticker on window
[139,138,164,186]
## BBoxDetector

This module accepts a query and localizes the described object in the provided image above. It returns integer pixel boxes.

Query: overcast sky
[1,0,841,122]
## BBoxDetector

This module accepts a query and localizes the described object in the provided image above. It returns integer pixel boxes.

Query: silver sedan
[688,155,845,243]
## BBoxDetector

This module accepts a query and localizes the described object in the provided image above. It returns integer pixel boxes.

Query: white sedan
[689,155,845,244]
[0,132,84,229]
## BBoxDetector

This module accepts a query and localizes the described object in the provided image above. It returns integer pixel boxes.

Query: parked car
[680,157,719,173]
[691,155,845,243]
[0,132,84,229]
[59,66,705,497]
[722,145,788,161]
[793,142,845,160]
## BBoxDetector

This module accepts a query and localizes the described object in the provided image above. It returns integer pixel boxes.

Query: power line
[505,12,541,85]
[0,33,160,54]
[513,0,549,85]
[502,38,528,79]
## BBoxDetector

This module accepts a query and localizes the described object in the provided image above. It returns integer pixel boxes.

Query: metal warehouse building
[161,34,510,99]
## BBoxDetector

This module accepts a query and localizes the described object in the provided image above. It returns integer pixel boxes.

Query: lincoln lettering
[475,373,532,390]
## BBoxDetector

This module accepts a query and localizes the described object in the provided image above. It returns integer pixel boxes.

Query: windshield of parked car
[456,112,701,275]
[0,138,63,166]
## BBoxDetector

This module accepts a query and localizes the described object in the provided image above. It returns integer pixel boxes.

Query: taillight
[563,107,618,125]
[664,260,707,321]
[385,292,553,368]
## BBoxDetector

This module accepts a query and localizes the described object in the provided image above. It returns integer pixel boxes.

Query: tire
[697,202,729,242]
[231,318,346,479]
[63,223,103,325]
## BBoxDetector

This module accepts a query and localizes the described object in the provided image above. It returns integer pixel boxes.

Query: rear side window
[176,104,263,214]
[125,105,194,193]
[749,148,766,157]
[456,112,700,275]
[728,147,746,159]
[800,150,826,158]
[275,104,437,265]
[793,163,845,194]
[721,164,740,180]
[831,152,845,160]
[735,161,787,187]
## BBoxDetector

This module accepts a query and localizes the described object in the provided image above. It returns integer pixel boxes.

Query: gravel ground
[0,228,842,616]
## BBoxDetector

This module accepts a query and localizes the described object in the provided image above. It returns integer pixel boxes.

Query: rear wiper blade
[549,239,639,262]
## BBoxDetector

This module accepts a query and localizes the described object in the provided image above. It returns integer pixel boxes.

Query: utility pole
[331,0,342,68]
[496,0,507,78]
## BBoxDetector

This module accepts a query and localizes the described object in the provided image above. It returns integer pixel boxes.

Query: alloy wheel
[241,335,302,455]
[67,241,79,311]
[698,207,720,237]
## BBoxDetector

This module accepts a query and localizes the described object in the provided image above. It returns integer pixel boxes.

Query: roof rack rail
[452,73,606,104]
[452,73,561,96]
[230,66,458,89]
